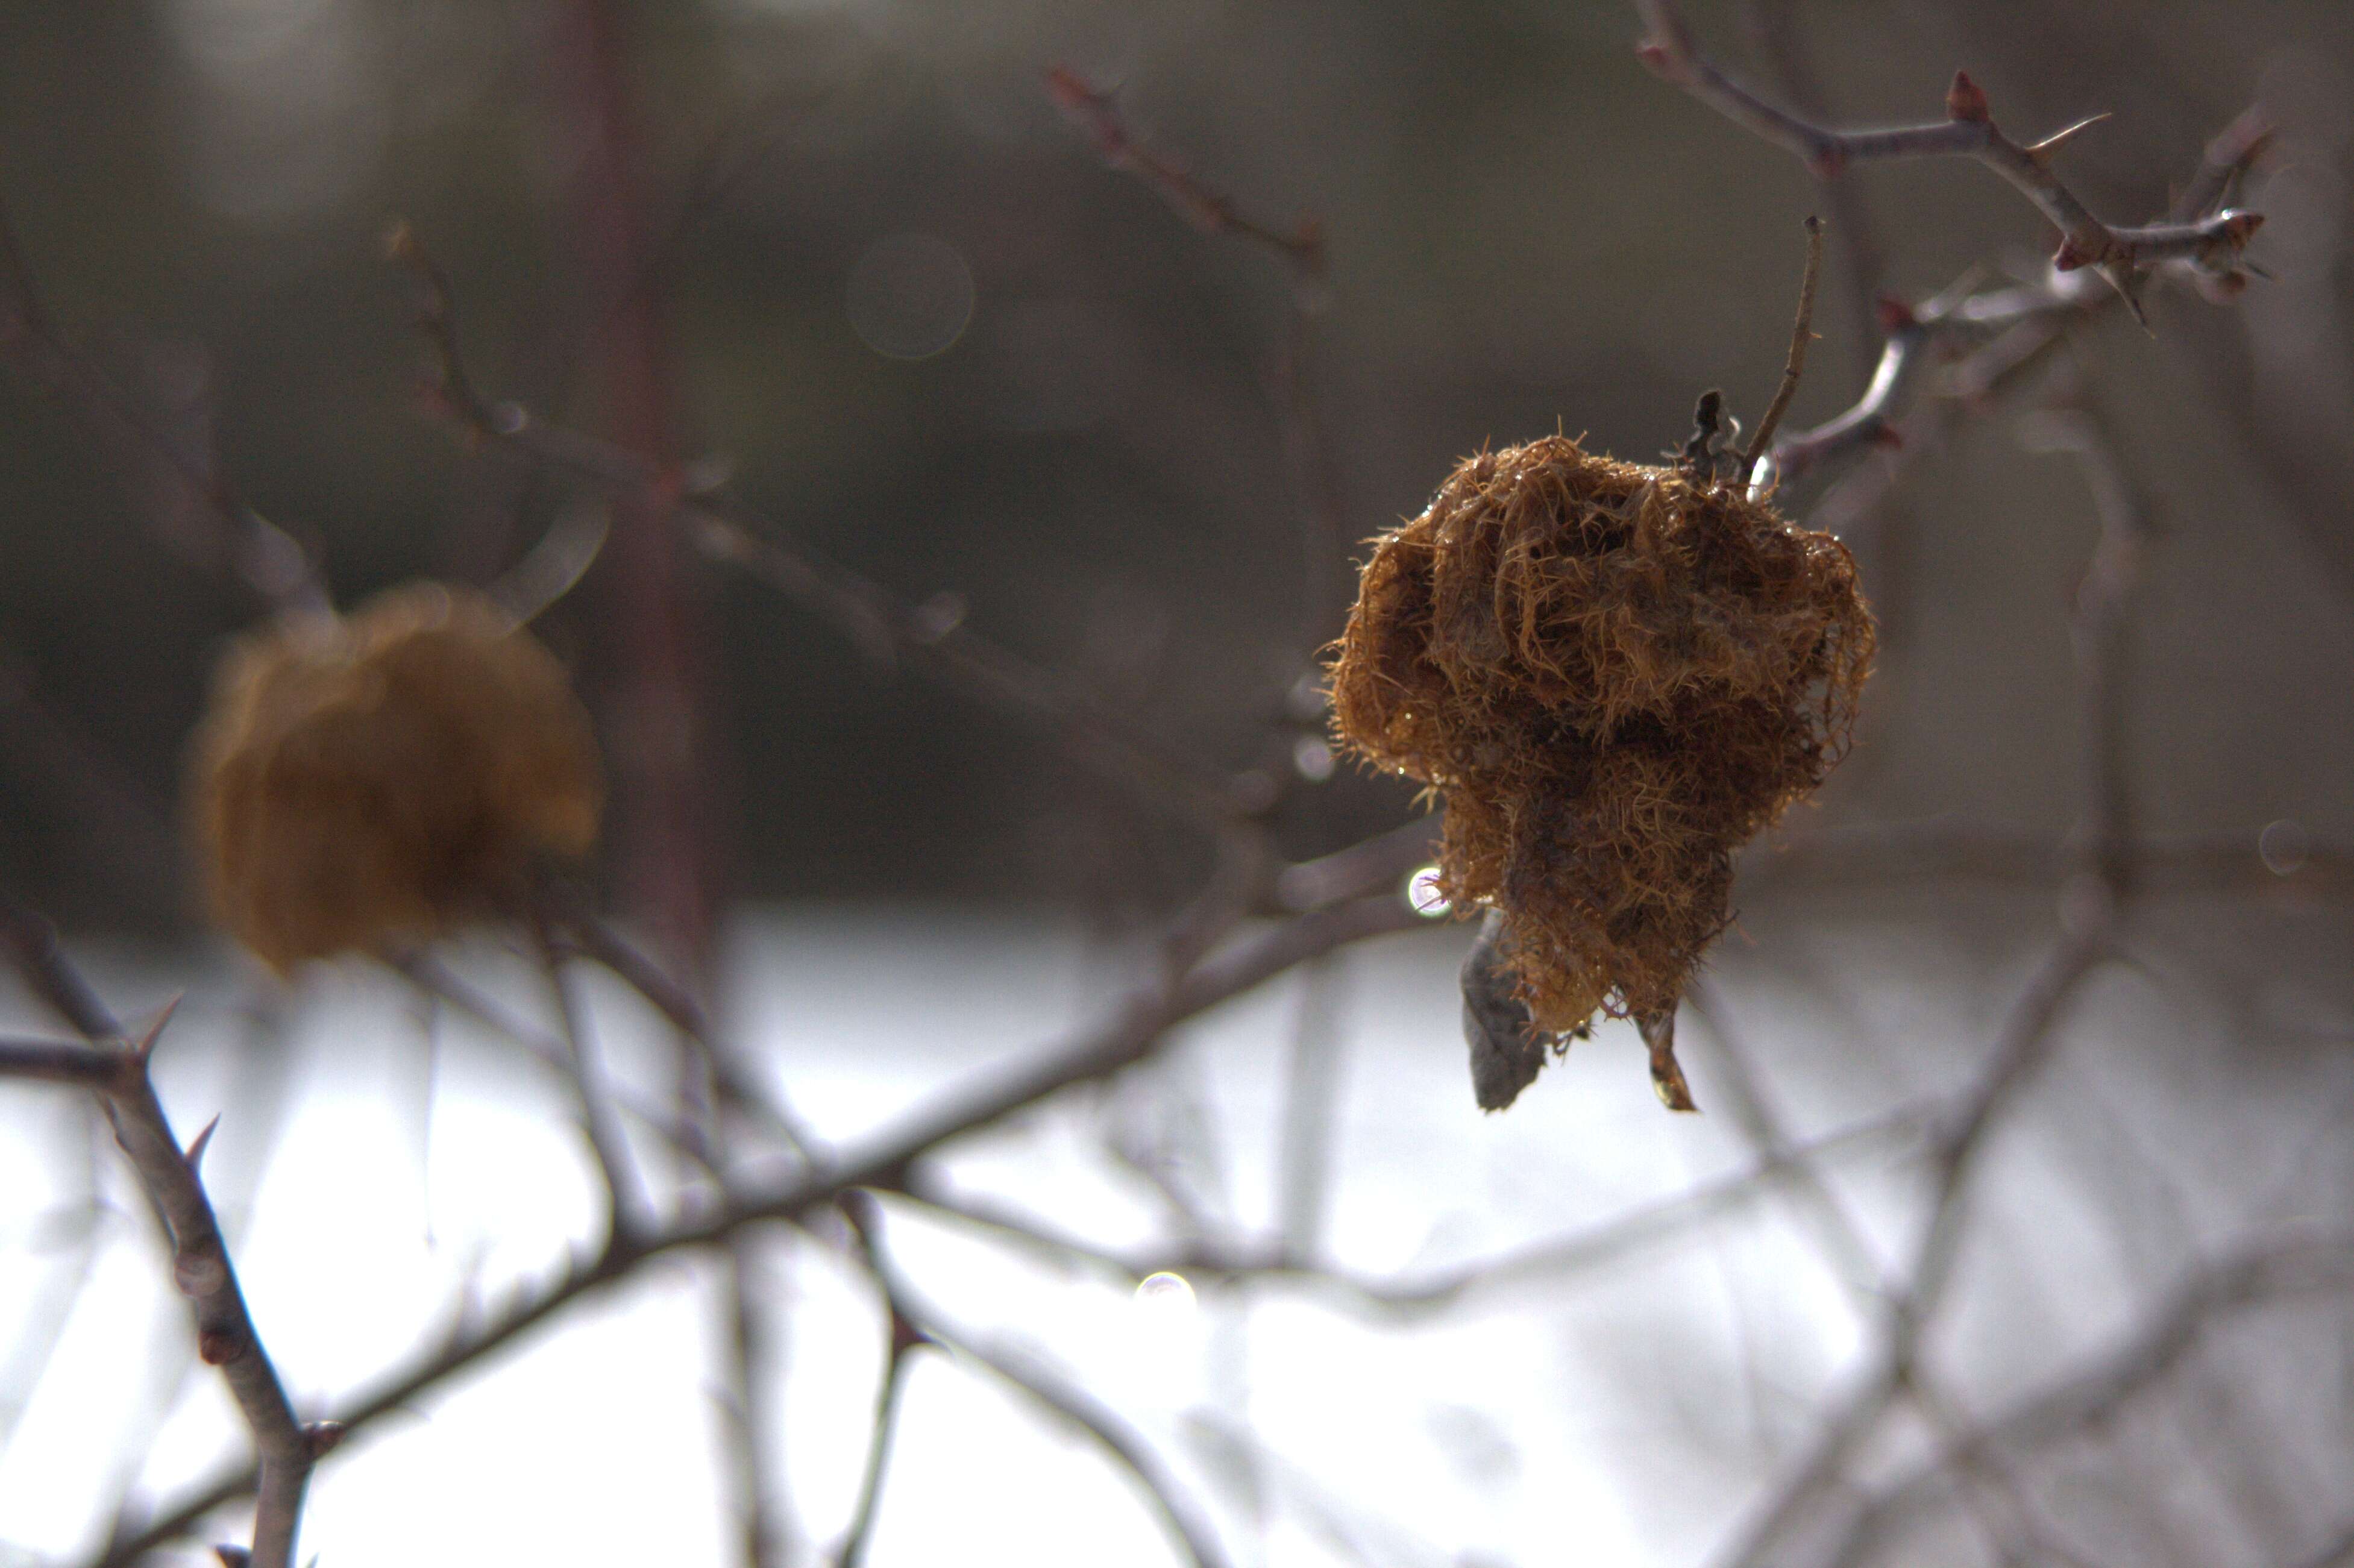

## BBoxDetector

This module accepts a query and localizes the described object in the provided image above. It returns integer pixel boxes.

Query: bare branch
[387,219,1248,833]
[0,197,325,615]
[852,1197,1234,1568]
[92,890,1422,1563]
[0,904,325,1568]
[1043,68,1324,284]
[1633,1,2264,319]
[906,1097,1933,1317]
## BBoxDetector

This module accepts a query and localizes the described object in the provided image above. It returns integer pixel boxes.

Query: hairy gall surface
[1330,435,1874,1051]
[190,583,603,969]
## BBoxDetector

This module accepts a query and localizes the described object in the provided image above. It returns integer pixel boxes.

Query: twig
[0,903,331,1568]
[90,890,1423,1564]
[0,197,325,615]
[1823,1237,2354,1568]
[1634,0,2263,321]
[720,1241,791,1568]
[907,1098,1933,1317]
[1741,0,1887,377]
[542,889,823,1167]
[386,221,1246,834]
[1743,214,1825,478]
[852,1197,1234,1568]
[1043,67,1348,650]
[1043,68,1324,282]
[529,906,646,1245]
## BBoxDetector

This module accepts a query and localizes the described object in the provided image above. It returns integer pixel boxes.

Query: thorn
[184,1114,221,1174]
[2239,259,2275,281]
[2027,111,2112,162]
[2097,263,2152,330]
[1946,70,1991,124]
[133,996,183,1062]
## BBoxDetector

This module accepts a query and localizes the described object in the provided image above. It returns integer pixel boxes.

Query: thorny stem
[1634,0,2263,322]
[0,898,327,1568]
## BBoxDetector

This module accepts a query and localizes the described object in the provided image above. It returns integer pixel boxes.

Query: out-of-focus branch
[0,198,325,615]
[529,908,646,1244]
[93,889,1422,1564]
[0,903,331,1568]
[1634,0,2263,321]
[1824,1235,2354,1568]
[1043,67,1347,648]
[851,1196,1233,1568]
[906,1097,1932,1317]
[720,1244,791,1568]
[1043,68,1324,283]
[385,221,1248,833]
[1742,0,1887,378]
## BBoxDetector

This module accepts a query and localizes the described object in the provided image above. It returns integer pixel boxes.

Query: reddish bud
[1874,295,1918,333]
[1634,42,1674,77]
[1873,426,1906,451]
[1946,71,1991,123]
[197,1326,239,1365]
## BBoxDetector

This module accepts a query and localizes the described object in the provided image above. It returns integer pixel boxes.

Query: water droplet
[1407,865,1451,917]
[1132,1270,1197,1315]
[1292,735,1335,782]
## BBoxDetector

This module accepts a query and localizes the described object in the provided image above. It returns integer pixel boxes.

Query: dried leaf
[1637,1008,1699,1113]
[1461,912,1549,1112]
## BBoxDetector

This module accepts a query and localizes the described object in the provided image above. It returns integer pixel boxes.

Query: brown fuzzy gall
[189,583,603,970]
[1329,436,1874,1080]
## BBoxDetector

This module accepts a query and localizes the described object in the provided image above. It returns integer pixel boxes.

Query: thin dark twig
[1043,68,1324,281]
[1744,214,1825,478]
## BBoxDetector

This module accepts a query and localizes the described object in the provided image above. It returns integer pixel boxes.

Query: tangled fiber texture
[190,583,603,970]
[1331,435,1874,1053]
